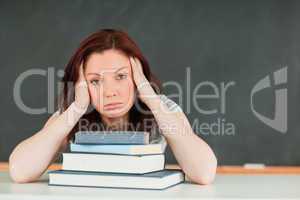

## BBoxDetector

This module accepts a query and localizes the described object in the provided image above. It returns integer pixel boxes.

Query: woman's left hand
[130,56,157,104]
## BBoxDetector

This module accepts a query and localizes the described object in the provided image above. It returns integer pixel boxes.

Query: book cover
[49,169,185,190]
[74,131,150,145]
[70,135,167,155]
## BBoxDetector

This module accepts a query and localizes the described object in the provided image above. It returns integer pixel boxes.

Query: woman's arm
[9,63,90,183]
[129,57,217,185]
[145,95,217,185]
[9,103,85,183]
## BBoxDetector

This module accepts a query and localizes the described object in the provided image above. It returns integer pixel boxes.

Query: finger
[78,62,86,81]
[130,57,139,77]
[129,56,136,68]
[133,57,141,66]
[133,57,143,74]
[75,80,88,88]
[76,63,88,88]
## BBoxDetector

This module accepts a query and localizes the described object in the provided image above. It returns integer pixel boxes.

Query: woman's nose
[103,79,118,98]
[104,89,117,98]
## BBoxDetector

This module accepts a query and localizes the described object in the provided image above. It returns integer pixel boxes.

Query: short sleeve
[158,94,183,113]
[53,110,60,117]
[52,107,62,117]
[149,124,162,142]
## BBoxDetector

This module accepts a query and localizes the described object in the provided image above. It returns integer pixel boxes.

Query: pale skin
[9,49,217,184]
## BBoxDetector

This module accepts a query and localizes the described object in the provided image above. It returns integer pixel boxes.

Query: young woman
[9,29,217,184]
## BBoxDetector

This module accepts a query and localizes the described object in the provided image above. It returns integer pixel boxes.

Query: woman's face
[84,49,136,118]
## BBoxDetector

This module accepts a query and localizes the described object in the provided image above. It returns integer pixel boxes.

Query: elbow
[9,155,33,183]
[190,155,218,185]
[192,171,216,185]
[9,173,29,184]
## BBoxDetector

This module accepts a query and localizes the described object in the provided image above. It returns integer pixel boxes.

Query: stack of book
[49,131,185,190]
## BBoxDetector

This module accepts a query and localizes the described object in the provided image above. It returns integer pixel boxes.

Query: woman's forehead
[86,67,130,77]
[85,50,131,73]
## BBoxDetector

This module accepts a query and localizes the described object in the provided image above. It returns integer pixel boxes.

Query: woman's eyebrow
[86,66,129,76]
[114,66,129,73]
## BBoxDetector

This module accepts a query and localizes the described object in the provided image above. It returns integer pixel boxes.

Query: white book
[62,153,165,174]
[49,169,185,190]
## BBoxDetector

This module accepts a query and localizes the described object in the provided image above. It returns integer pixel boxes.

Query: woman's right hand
[74,62,90,111]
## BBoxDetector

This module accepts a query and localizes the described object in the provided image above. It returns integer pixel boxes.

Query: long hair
[57,29,163,141]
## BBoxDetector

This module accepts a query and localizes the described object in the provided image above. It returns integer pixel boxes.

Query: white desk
[0,172,300,200]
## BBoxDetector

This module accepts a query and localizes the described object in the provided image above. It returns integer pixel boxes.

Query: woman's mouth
[104,103,123,110]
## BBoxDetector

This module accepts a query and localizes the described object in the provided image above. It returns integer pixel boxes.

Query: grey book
[74,131,150,145]
[49,169,185,190]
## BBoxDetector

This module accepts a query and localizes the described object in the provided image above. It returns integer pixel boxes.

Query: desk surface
[1,172,300,200]
[2,162,300,174]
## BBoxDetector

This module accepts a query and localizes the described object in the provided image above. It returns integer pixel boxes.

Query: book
[62,153,165,174]
[74,131,150,145]
[49,169,185,190]
[70,135,167,155]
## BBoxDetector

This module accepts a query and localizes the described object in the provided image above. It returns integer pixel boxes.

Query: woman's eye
[116,74,127,80]
[90,80,100,85]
